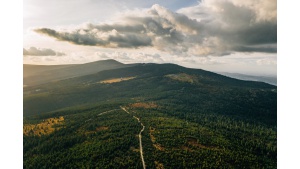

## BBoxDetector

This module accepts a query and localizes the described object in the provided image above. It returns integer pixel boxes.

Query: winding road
[120,106,146,169]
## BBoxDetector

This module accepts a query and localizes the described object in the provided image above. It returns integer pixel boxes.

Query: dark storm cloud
[35,1,276,56]
[23,47,65,56]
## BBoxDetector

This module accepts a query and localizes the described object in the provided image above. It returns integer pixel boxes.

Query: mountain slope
[23,59,133,86]
[24,63,276,125]
[23,62,277,168]
[23,64,76,78]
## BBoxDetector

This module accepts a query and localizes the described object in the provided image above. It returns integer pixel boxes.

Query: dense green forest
[24,62,277,168]
[24,104,143,168]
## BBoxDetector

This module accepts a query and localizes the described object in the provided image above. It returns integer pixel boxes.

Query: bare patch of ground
[130,102,158,109]
[149,127,156,142]
[165,73,198,84]
[149,126,165,151]
[99,76,136,84]
[130,146,140,152]
[181,146,194,152]
[96,126,109,131]
[155,161,164,169]
[153,143,165,151]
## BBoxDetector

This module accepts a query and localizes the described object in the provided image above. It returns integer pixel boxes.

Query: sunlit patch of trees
[23,116,64,136]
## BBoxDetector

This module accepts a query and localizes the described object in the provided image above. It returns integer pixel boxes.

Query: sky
[23,0,277,76]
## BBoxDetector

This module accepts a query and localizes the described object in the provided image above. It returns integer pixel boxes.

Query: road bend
[120,106,146,169]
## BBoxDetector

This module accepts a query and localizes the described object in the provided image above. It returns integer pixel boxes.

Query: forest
[24,63,277,168]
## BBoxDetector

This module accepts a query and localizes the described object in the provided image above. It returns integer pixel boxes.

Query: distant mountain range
[218,72,277,86]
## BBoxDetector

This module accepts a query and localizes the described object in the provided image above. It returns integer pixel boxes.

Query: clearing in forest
[130,102,158,109]
[165,73,198,83]
[99,76,136,84]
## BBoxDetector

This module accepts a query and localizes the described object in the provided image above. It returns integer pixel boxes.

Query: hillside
[23,61,277,168]
[23,59,132,86]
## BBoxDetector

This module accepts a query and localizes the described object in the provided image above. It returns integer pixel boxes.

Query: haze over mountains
[218,72,277,86]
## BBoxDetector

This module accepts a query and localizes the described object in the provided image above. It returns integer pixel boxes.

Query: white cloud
[34,1,276,57]
[256,58,277,66]
[23,1,277,75]
[23,47,65,56]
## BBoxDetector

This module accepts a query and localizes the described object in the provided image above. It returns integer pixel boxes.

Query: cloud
[256,58,277,66]
[35,27,152,48]
[95,51,165,63]
[233,45,277,53]
[177,0,277,53]
[23,47,65,56]
[35,1,276,56]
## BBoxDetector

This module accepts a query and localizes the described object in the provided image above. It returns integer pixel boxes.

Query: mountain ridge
[24,61,276,119]
[24,59,276,87]
[23,59,132,86]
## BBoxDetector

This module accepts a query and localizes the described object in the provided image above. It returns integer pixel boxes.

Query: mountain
[24,62,275,118]
[23,59,133,86]
[23,60,277,168]
[218,72,277,85]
